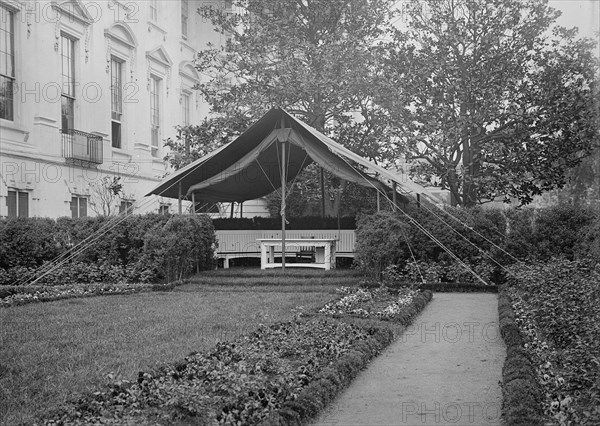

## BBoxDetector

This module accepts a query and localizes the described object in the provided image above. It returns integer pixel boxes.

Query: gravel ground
[312,293,506,426]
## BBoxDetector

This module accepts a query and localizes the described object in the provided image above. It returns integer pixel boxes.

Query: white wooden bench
[257,238,337,270]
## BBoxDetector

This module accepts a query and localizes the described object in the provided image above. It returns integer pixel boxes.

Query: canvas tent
[147,107,437,205]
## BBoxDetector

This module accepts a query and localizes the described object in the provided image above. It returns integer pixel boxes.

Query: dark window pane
[7,190,16,218]
[79,198,87,217]
[61,96,74,130]
[112,121,121,148]
[70,196,77,218]
[18,191,28,217]
[0,76,13,120]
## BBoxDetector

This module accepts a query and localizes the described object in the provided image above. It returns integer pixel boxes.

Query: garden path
[312,293,505,425]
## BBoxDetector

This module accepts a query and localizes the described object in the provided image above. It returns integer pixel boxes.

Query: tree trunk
[447,168,462,206]
[460,103,479,207]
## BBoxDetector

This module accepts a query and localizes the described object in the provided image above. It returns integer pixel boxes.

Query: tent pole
[281,140,287,271]
[178,182,182,215]
[191,192,195,214]
[377,190,380,212]
[320,167,325,218]
[230,202,234,218]
[392,182,397,211]
[240,201,243,218]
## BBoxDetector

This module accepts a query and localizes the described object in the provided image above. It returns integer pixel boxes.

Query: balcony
[61,129,103,165]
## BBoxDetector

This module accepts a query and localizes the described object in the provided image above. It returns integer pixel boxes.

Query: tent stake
[281,140,287,271]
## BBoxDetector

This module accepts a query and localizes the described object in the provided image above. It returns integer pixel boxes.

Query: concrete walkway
[312,293,505,426]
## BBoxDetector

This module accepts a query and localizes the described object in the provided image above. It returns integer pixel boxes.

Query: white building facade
[0,0,236,218]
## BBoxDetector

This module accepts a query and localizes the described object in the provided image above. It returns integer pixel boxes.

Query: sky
[551,0,599,54]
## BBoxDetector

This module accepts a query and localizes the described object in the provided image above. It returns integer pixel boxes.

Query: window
[7,190,28,218]
[150,76,161,157]
[61,34,76,131]
[70,196,87,218]
[0,5,15,121]
[181,0,189,38]
[110,58,123,148]
[182,92,190,125]
[149,0,157,21]
[159,204,169,215]
[119,200,133,215]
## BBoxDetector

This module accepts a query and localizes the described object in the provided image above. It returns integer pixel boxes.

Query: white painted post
[260,242,267,270]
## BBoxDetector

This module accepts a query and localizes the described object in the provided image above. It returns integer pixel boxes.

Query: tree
[380,0,599,206]
[170,0,400,215]
[89,176,123,216]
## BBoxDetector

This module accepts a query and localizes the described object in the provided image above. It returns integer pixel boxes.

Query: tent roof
[147,107,437,204]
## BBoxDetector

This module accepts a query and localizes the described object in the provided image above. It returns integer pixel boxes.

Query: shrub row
[212,216,356,230]
[498,288,545,425]
[354,204,600,280]
[41,289,432,425]
[0,215,216,285]
[505,260,600,424]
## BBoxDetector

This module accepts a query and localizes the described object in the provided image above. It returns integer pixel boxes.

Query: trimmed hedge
[498,287,545,425]
[0,214,216,285]
[353,204,600,286]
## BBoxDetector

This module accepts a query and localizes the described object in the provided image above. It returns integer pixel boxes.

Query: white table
[257,238,337,270]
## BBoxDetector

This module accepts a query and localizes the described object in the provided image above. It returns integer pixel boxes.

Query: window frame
[150,75,161,157]
[7,189,29,218]
[110,57,124,149]
[119,200,134,215]
[60,33,76,131]
[0,4,15,121]
[70,196,88,218]
[181,91,191,126]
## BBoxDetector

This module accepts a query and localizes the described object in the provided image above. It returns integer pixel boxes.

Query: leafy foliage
[41,291,432,425]
[142,215,217,282]
[497,288,545,425]
[354,212,411,279]
[506,260,600,424]
[381,0,600,206]
[0,218,62,269]
[89,176,124,216]
[0,281,161,308]
[0,214,216,285]
[166,0,402,216]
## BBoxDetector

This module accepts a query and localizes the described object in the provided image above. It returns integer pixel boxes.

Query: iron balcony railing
[61,128,103,164]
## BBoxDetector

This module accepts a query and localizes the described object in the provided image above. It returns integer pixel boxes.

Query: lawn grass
[0,269,360,425]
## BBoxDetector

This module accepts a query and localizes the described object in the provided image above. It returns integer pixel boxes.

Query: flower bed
[0,282,177,308]
[41,287,432,425]
[318,286,423,320]
[505,260,600,425]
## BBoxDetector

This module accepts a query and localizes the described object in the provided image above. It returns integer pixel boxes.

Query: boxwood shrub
[0,214,216,285]
[498,287,545,425]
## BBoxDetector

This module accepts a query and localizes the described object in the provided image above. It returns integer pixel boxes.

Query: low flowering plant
[319,286,422,320]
